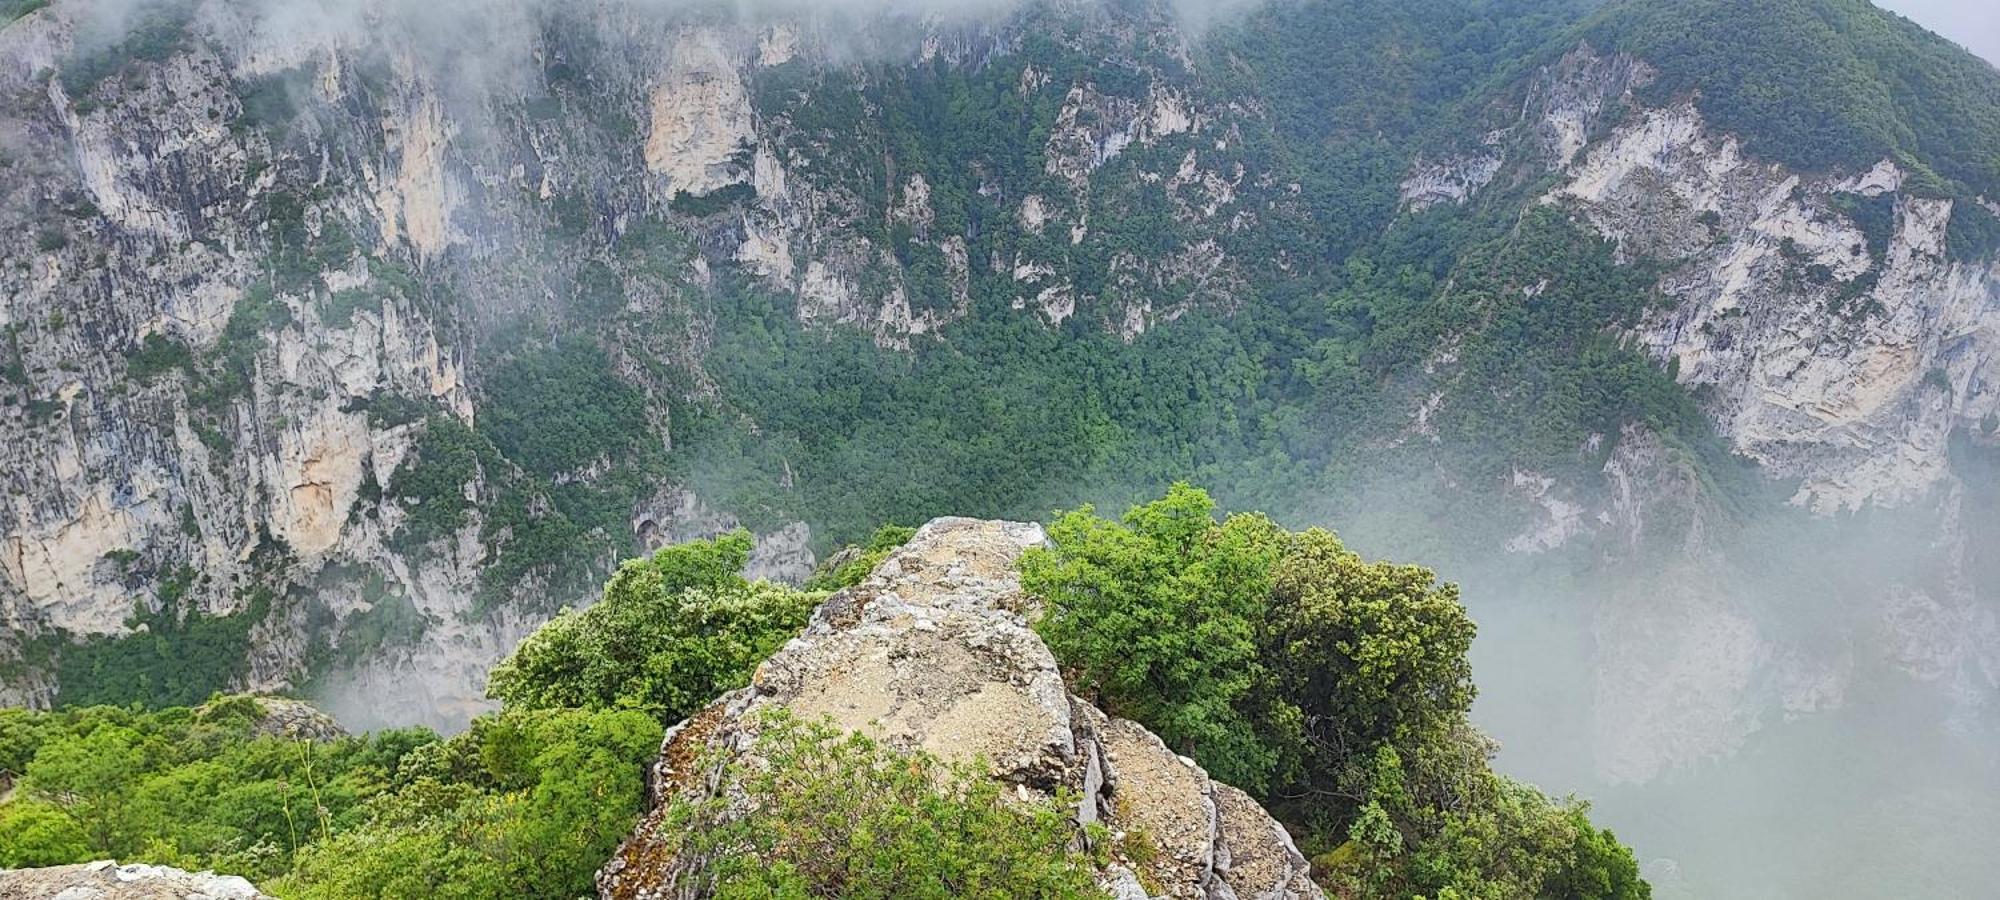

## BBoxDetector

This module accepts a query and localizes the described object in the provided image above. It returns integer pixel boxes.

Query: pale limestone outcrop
[598,517,1321,900]
[1551,102,2000,513]
[374,83,458,260]
[0,1,1266,716]
[644,28,754,198]
[0,861,270,900]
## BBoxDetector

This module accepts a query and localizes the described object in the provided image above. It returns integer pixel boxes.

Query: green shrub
[1023,483,1286,791]
[668,183,757,218]
[272,707,662,900]
[486,530,819,717]
[51,572,273,709]
[478,339,649,478]
[1024,485,1647,899]
[0,704,437,881]
[385,415,484,547]
[665,711,1108,899]
[127,333,194,381]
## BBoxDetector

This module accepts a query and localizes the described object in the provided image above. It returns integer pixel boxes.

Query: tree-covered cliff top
[1583,0,2000,197]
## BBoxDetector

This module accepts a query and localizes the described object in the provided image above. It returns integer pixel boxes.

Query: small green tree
[1022,485,1648,899]
[1021,483,1288,791]
[20,724,148,854]
[669,712,1108,899]
[274,707,662,900]
[1264,527,1478,810]
[0,800,91,867]
[486,530,819,717]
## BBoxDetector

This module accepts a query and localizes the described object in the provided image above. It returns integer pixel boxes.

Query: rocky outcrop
[1554,106,2000,514]
[234,695,347,742]
[1419,41,2000,516]
[598,517,1321,900]
[0,1,825,717]
[0,861,270,900]
[1397,42,2000,786]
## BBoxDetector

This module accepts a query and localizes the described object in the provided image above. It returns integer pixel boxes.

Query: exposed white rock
[1547,95,2000,513]
[1400,43,1652,212]
[374,85,458,259]
[735,216,796,288]
[1020,193,1051,233]
[797,259,855,323]
[1505,468,1589,554]
[1400,153,1502,212]
[756,24,799,67]
[0,860,271,899]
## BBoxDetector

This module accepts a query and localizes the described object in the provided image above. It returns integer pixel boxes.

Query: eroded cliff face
[1558,113,2000,515]
[0,0,1299,722]
[1414,43,2000,784]
[600,517,1322,900]
[1426,43,2000,518]
[0,3,828,717]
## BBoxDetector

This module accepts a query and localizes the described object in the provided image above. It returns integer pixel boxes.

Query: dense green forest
[1583,0,2000,200]
[0,491,1647,898]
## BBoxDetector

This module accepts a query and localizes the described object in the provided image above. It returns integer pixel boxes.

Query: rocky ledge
[0,861,271,900]
[597,517,1323,900]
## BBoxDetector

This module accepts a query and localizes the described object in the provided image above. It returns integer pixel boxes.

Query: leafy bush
[271,707,662,900]
[486,530,820,717]
[668,183,757,218]
[663,711,1108,899]
[1947,199,2000,262]
[127,333,195,381]
[478,339,649,478]
[1023,485,1648,899]
[385,415,485,547]
[0,701,437,881]
[52,572,272,708]
[1023,483,1286,791]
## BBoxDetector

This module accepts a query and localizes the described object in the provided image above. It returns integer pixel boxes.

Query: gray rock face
[0,0,1276,718]
[597,517,1321,900]
[1421,41,2000,518]
[0,861,270,900]
[235,695,347,742]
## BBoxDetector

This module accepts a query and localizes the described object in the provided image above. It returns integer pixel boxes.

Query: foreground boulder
[0,861,270,900]
[598,517,1323,900]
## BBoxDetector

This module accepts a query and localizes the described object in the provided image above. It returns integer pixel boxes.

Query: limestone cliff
[1416,42,2000,518]
[0,0,1271,717]
[1408,42,2000,785]
[599,517,1322,900]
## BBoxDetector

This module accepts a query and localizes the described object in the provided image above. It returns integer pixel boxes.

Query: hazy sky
[1877,0,2000,65]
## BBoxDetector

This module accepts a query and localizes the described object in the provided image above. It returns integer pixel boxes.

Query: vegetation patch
[1024,485,1649,898]
[50,571,271,709]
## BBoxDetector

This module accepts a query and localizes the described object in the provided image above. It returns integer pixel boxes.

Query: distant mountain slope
[1584,0,2000,198]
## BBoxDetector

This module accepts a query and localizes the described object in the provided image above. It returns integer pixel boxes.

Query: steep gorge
[2,0,1999,895]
